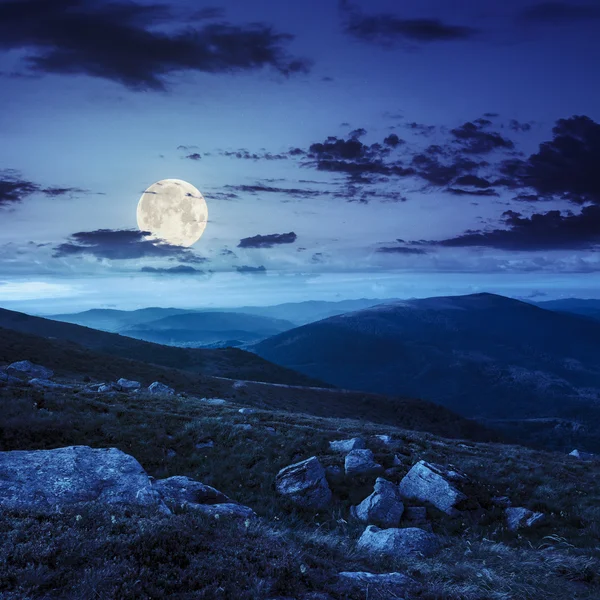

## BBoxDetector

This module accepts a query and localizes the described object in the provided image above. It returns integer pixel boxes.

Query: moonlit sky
[0,0,599,313]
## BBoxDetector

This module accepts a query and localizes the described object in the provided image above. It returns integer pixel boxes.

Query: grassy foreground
[1,381,599,599]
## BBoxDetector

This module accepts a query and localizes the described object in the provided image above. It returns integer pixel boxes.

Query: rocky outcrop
[357,525,440,558]
[154,476,231,508]
[399,460,467,515]
[338,572,418,596]
[153,476,255,519]
[29,378,72,390]
[329,437,366,453]
[353,478,404,528]
[148,382,174,395]
[116,378,141,391]
[189,503,256,519]
[505,507,545,531]
[569,449,595,460]
[0,446,167,512]
[7,360,53,379]
[344,449,384,477]
[275,457,332,510]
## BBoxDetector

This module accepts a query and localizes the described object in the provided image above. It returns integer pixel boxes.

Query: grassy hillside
[0,308,321,386]
[253,293,600,452]
[0,378,598,599]
[0,326,497,442]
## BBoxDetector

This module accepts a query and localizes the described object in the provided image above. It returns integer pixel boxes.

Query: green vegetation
[1,381,599,599]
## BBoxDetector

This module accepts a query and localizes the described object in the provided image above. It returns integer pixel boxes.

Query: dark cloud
[236,265,267,274]
[54,229,206,262]
[220,149,289,160]
[450,121,515,154]
[383,133,404,148]
[225,184,323,199]
[446,188,499,197]
[509,119,533,132]
[238,232,297,249]
[411,153,484,187]
[186,153,202,161]
[519,2,600,24]
[499,115,600,205]
[349,128,367,139]
[377,246,428,255]
[0,0,310,90]
[404,122,436,136]
[483,113,500,118]
[341,1,478,46]
[0,170,86,207]
[307,134,415,181]
[141,265,204,274]
[433,205,600,250]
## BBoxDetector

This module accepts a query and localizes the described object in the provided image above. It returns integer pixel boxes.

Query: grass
[1,380,599,599]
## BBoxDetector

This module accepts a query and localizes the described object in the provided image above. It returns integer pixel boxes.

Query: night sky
[1,0,599,312]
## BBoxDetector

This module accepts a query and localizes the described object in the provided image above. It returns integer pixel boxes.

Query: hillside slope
[0,325,497,442]
[0,307,320,386]
[535,298,600,322]
[120,311,295,346]
[254,293,600,451]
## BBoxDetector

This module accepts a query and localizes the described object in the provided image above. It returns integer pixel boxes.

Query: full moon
[137,179,208,247]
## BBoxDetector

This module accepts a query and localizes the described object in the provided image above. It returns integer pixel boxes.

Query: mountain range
[253,293,600,451]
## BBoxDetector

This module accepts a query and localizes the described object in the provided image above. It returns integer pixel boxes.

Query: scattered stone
[392,454,402,467]
[569,449,595,460]
[403,506,428,526]
[338,572,418,596]
[264,426,276,434]
[234,424,253,431]
[190,503,256,519]
[384,467,398,478]
[399,460,468,515]
[148,382,175,395]
[238,408,256,415]
[353,478,404,528]
[29,378,72,390]
[195,440,214,450]
[7,360,53,380]
[358,525,440,558]
[329,437,366,453]
[275,456,332,510]
[154,476,231,509]
[202,398,227,406]
[166,449,177,458]
[505,507,546,531]
[345,449,384,477]
[0,446,168,512]
[375,434,393,445]
[97,384,114,393]
[232,380,246,389]
[116,378,141,391]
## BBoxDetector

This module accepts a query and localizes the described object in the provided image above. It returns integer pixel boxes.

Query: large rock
[345,449,384,477]
[148,381,174,395]
[154,476,231,508]
[505,507,545,531]
[7,360,53,379]
[275,457,332,510]
[569,449,595,460]
[0,446,167,512]
[353,478,404,528]
[329,437,366,453]
[399,460,467,515]
[189,503,256,519]
[338,572,417,596]
[357,525,440,558]
[117,378,141,391]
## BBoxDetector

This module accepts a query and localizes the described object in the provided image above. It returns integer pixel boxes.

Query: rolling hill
[0,307,318,386]
[535,298,600,322]
[0,319,497,443]
[120,312,295,346]
[253,293,600,451]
